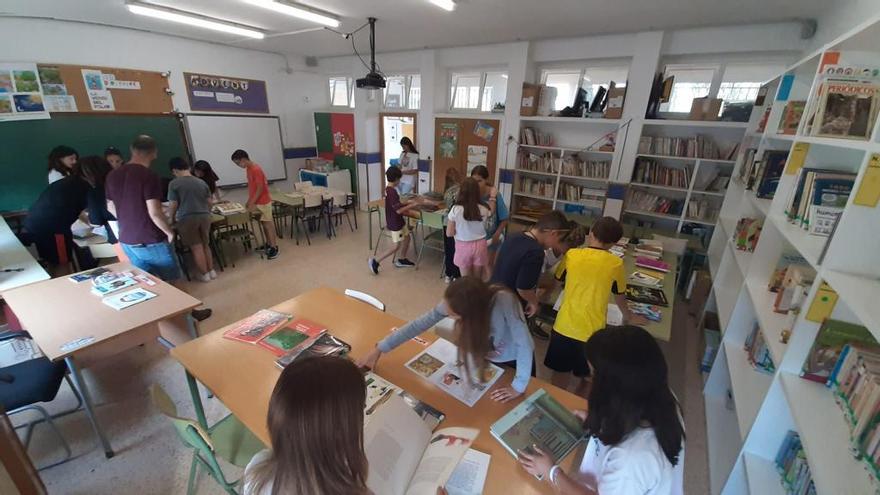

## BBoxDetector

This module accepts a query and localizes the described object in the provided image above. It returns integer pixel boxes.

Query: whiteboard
[184,114,286,187]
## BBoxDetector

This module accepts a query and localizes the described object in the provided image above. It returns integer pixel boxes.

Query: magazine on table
[624,284,669,307]
[102,288,157,310]
[275,332,351,368]
[91,276,138,296]
[68,267,110,283]
[222,309,294,344]
[257,319,326,357]
[363,371,445,430]
[365,394,478,495]
[404,338,503,407]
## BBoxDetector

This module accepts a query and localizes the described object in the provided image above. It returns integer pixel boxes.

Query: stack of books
[804,319,875,385]
[732,217,762,252]
[744,323,775,374]
[802,67,880,140]
[518,151,559,174]
[560,156,610,178]
[519,177,555,198]
[634,240,663,259]
[738,148,759,187]
[686,199,716,222]
[637,135,726,159]
[626,190,683,216]
[520,127,554,146]
[783,168,856,237]
[632,159,690,188]
[774,431,816,495]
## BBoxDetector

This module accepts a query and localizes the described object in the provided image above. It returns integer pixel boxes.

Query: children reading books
[358,276,534,403]
[518,326,685,495]
[243,356,370,495]
[231,149,278,260]
[369,167,419,274]
[547,216,645,394]
[447,178,491,280]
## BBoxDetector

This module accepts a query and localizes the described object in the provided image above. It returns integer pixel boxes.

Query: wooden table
[0,262,202,458]
[171,287,586,495]
[0,216,49,295]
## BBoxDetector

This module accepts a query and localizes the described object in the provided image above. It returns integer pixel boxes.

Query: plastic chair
[344,289,385,312]
[150,384,263,495]
[342,193,359,230]
[213,212,260,267]
[269,190,295,240]
[293,181,313,192]
[415,210,446,276]
[295,193,326,245]
[88,243,118,261]
[0,331,76,470]
[329,196,355,236]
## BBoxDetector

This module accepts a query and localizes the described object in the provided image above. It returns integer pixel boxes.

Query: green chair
[415,210,446,276]
[150,384,264,495]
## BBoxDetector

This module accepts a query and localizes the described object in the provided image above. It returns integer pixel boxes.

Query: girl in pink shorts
[447,178,491,281]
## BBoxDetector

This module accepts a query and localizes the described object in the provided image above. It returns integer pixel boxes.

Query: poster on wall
[439,123,459,158]
[81,69,115,111]
[466,145,488,175]
[473,120,495,142]
[0,62,50,122]
[37,66,77,112]
[184,72,269,113]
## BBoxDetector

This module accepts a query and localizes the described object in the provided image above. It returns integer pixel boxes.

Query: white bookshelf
[643,119,750,129]
[704,15,880,495]
[519,115,622,125]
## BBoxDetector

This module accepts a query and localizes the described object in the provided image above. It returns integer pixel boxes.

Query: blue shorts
[122,242,182,282]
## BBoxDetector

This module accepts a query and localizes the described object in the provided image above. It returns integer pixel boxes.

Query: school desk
[621,250,678,342]
[0,216,49,295]
[170,287,586,495]
[0,262,201,458]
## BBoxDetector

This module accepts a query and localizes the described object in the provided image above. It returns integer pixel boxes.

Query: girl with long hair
[358,276,535,403]
[443,167,463,281]
[397,136,419,195]
[470,165,509,266]
[47,145,79,183]
[518,325,685,494]
[244,356,371,495]
[447,177,491,280]
[192,159,222,203]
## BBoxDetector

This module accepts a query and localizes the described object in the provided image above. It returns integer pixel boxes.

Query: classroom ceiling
[4,0,830,58]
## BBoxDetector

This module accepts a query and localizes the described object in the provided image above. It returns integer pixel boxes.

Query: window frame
[328,76,355,109]
[448,70,508,113]
[382,74,421,110]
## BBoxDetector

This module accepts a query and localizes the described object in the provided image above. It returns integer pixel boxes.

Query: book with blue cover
[754,150,788,199]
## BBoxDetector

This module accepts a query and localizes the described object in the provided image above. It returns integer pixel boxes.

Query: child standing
[447,178,491,280]
[546,216,646,394]
[369,167,418,274]
[231,149,278,260]
[167,157,216,282]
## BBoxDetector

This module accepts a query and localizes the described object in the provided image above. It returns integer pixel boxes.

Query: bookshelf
[703,15,880,495]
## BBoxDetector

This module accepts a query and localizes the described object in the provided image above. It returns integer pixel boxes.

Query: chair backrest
[421,210,445,230]
[303,192,323,208]
[294,181,313,191]
[223,212,251,227]
[344,289,385,311]
[88,243,118,260]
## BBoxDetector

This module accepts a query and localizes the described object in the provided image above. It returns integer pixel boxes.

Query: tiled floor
[14,211,709,494]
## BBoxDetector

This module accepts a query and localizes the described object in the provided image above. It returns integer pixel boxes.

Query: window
[659,62,786,114]
[541,66,629,112]
[382,74,421,110]
[661,66,715,113]
[329,76,354,108]
[449,71,508,112]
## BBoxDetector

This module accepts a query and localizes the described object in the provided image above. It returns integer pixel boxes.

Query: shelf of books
[512,123,619,222]
[642,119,750,129]
[704,15,880,495]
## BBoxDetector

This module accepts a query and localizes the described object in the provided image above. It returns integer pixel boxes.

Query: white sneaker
[208,269,218,280]
[199,273,212,283]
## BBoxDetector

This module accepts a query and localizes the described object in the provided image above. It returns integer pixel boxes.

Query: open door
[379,112,417,189]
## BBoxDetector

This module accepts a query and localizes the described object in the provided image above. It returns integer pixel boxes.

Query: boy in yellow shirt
[546,216,645,394]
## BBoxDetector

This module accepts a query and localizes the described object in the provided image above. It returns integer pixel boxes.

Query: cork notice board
[37,64,173,114]
[433,117,500,192]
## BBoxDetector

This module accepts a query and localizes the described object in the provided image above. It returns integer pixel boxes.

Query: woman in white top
[397,136,419,195]
[47,145,79,183]
[518,325,685,495]
[447,177,491,281]
[243,356,372,495]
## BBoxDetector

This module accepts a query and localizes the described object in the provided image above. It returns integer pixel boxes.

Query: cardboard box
[520,83,540,116]
[689,97,723,120]
[604,87,626,119]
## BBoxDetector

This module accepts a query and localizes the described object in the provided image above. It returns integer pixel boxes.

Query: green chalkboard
[0,114,188,213]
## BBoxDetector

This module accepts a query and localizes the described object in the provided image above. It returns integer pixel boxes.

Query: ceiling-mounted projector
[356,17,385,90]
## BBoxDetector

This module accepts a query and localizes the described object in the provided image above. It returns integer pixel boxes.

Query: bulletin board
[36,63,173,114]
[314,112,357,193]
[433,117,500,192]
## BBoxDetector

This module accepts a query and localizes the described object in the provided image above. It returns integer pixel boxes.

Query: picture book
[490,389,585,466]
[363,372,446,430]
[364,394,478,495]
[773,266,814,314]
[92,271,131,286]
[776,100,805,135]
[404,338,503,407]
[754,150,788,199]
[812,81,880,140]
[635,256,669,273]
[257,320,326,357]
[445,449,490,495]
[91,276,138,296]
[801,318,876,384]
[732,217,762,252]
[212,202,246,215]
[625,284,669,306]
[805,174,854,235]
[768,251,810,292]
[627,302,662,322]
[744,323,775,374]
[222,309,292,344]
[634,242,664,260]
[102,288,157,311]
[275,332,351,368]
[628,270,664,288]
[68,267,110,283]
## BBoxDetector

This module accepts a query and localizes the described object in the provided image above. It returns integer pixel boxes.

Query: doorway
[380,112,417,175]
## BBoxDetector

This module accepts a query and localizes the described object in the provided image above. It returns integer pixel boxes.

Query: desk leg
[368,208,374,250]
[64,356,114,458]
[185,371,209,431]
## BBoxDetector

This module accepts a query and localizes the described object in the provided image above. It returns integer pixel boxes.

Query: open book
[491,389,585,465]
[404,338,503,407]
[365,394,478,495]
[445,448,490,495]
[364,372,445,430]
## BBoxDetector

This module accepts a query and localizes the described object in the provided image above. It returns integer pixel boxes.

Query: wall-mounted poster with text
[184,72,269,113]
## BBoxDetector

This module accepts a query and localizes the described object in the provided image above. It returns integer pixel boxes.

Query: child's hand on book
[518,444,553,480]
[489,386,522,403]
[356,347,382,370]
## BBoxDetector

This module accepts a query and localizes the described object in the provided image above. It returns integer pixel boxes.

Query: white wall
[806,0,880,53]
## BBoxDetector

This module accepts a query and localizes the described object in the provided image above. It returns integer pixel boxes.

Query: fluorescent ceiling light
[126,1,265,39]
[429,0,456,11]
[244,0,340,28]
